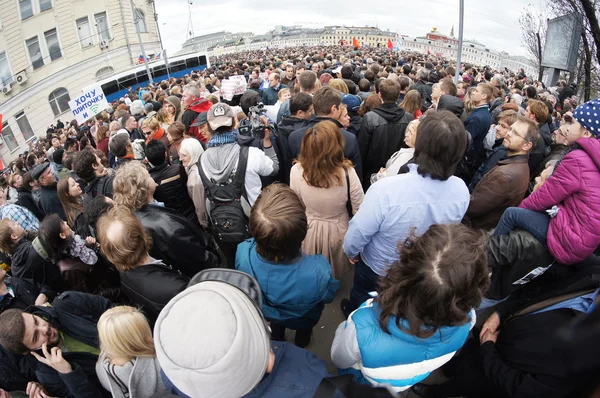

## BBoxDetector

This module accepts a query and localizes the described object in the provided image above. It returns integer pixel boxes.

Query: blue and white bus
[87,52,210,103]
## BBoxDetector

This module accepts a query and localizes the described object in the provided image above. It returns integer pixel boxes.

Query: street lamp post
[454,0,464,85]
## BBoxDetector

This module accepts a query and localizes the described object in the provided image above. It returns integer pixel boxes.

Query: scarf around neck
[207,131,237,148]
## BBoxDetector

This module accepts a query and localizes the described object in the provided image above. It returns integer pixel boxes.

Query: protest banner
[68,85,109,124]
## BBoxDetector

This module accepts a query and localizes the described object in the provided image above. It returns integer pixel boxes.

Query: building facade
[0,0,161,163]
[401,29,537,76]
[179,31,253,54]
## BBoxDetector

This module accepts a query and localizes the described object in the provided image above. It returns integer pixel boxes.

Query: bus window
[199,55,207,65]
[186,57,200,69]
[102,80,119,97]
[136,70,150,86]
[152,65,167,79]
[118,73,137,89]
[170,60,186,72]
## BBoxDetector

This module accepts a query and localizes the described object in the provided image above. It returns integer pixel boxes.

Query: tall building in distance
[0,0,161,163]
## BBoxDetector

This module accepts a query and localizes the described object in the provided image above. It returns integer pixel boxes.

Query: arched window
[48,87,70,116]
[134,8,147,33]
[96,66,114,80]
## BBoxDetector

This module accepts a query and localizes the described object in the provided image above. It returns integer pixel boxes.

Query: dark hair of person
[145,140,167,166]
[525,85,537,99]
[64,138,77,152]
[109,134,131,158]
[38,214,70,262]
[379,78,401,103]
[298,71,317,92]
[358,78,371,93]
[84,196,114,233]
[364,70,375,83]
[398,76,410,92]
[343,79,357,95]
[73,149,99,183]
[21,172,34,192]
[0,309,28,354]
[58,177,84,227]
[63,154,75,170]
[312,86,343,116]
[341,65,353,80]
[121,114,134,129]
[168,122,185,141]
[413,110,467,180]
[376,224,489,338]
[240,90,261,115]
[289,92,313,115]
[26,154,37,169]
[250,184,307,263]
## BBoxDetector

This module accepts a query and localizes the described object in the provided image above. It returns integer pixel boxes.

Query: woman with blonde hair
[141,114,169,148]
[290,120,364,278]
[96,306,169,398]
[328,79,349,94]
[400,89,423,119]
[370,119,421,184]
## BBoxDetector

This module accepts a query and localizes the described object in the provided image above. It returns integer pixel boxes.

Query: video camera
[238,102,275,139]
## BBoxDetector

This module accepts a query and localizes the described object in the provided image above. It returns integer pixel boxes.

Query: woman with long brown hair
[359,94,382,117]
[58,176,84,227]
[400,89,423,119]
[290,120,364,278]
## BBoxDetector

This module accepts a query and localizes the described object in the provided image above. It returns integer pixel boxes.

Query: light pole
[131,0,153,84]
[454,0,464,85]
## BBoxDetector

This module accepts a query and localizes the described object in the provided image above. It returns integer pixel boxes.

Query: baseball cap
[191,112,208,127]
[207,103,235,131]
[342,94,361,112]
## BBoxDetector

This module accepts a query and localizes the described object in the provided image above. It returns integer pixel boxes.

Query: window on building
[19,0,33,19]
[77,17,93,47]
[95,12,111,41]
[1,123,19,152]
[0,52,12,88]
[44,29,62,61]
[39,0,52,12]
[96,66,114,80]
[15,111,34,141]
[48,87,70,116]
[134,8,147,33]
[26,36,44,70]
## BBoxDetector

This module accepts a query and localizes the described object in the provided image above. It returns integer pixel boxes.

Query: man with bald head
[97,205,189,322]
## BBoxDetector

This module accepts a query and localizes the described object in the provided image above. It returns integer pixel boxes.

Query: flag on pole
[387,39,393,50]
[352,37,360,48]
[156,52,161,60]
[0,114,3,135]
[138,55,146,64]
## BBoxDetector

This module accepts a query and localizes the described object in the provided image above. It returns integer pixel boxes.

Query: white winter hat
[154,281,270,398]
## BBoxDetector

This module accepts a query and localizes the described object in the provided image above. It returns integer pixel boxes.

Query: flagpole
[454,0,464,85]
[131,0,153,84]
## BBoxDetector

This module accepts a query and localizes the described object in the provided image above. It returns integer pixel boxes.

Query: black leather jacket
[119,259,189,324]
[149,162,197,224]
[358,103,413,188]
[135,204,220,277]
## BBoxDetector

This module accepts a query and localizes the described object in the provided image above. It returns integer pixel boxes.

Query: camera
[238,102,274,139]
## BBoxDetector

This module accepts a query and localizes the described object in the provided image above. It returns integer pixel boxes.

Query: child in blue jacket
[236,183,340,347]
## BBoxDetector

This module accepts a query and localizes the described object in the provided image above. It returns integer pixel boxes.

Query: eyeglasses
[508,127,529,142]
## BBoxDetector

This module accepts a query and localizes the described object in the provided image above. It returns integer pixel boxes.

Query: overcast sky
[154,0,544,59]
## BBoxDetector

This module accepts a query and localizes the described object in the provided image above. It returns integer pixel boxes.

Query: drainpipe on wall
[118,0,134,65]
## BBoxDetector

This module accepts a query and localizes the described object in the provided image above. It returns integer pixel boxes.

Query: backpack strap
[197,153,215,195]
[232,146,249,201]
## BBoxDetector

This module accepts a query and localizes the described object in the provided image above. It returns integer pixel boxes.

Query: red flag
[387,39,393,50]
[0,114,3,135]
[352,37,360,48]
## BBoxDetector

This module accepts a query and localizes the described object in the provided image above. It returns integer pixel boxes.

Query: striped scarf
[207,131,237,148]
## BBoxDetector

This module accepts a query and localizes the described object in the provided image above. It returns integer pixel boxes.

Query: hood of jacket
[576,137,600,171]
[187,98,212,114]
[372,102,407,123]
[437,95,465,117]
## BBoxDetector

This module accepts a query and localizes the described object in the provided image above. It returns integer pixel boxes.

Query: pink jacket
[520,137,600,264]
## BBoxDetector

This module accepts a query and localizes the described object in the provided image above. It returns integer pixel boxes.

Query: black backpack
[197,146,251,243]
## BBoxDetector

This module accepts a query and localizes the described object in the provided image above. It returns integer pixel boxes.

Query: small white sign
[68,85,109,124]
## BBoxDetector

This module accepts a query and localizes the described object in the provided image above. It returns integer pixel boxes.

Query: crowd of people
[0,44,597,398]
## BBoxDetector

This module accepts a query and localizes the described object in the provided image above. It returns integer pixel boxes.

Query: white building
[0,0,161,164]
[401,29,536,76]
[179,31,253,54]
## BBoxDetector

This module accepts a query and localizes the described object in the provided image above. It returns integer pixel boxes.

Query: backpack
[197,146,251,243]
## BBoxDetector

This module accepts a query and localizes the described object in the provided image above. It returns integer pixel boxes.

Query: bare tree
[519,4,547,81]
